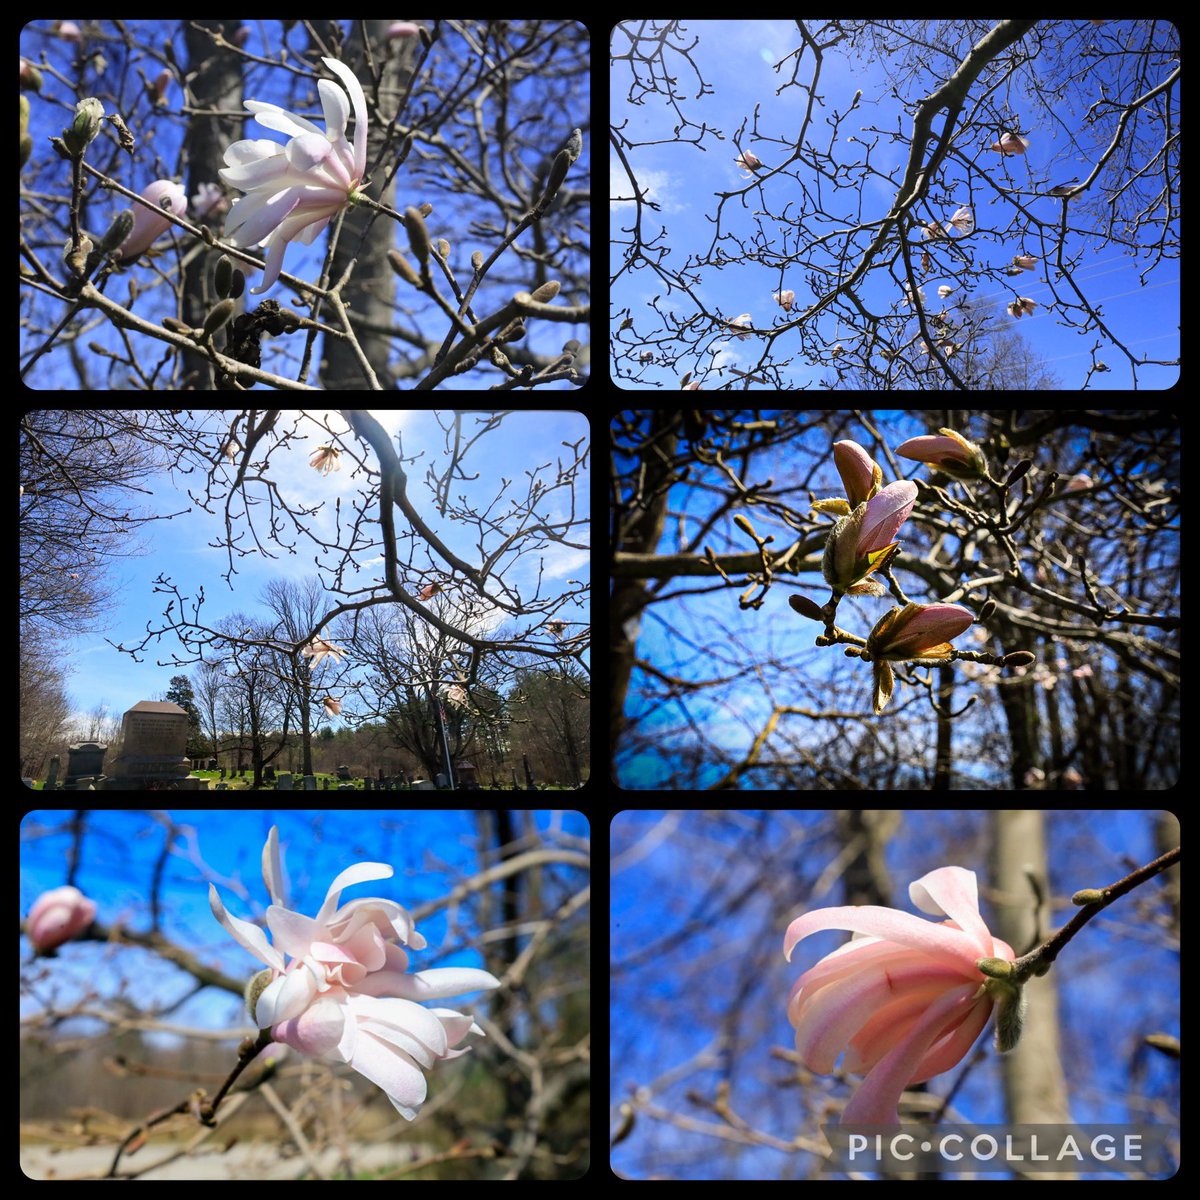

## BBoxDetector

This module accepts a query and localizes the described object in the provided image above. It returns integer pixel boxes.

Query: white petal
[208,884,285,970]
[246,98,323,141]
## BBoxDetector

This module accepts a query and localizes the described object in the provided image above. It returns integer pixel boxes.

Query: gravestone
[364,778,373,791]
[104,702,202,790]
[434,772,449,789]
[66,742,107,789]
[412,779,435,791]
[277,773,293,791]
[45,755,61,791]
[22,778,34,789]
[336,764,352,781]
[302,775,317,791]
[263,765,276,782]
[208,758,218,770]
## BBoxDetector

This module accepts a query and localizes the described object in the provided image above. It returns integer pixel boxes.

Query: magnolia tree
[20,20,589,390]
[20,812,591,1179]
[610,409,1180,789]
[610,19,1179,390]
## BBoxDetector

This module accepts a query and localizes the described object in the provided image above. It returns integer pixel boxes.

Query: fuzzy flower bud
[64,96,104,155]
[895,427,988,481]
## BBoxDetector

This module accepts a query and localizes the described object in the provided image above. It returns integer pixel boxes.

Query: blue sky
[614,410,1178,790]
[37,409,590,727]
[610,809,1180,1180]
[610,19,1179,391]
[21,808,588,1043]
[20,19,589,390]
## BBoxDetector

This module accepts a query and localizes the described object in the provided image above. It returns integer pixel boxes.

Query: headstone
[364,778,373,791]
[66,742,107,789]
[208,758,218,770]
[21,778,34,789]
[457,762,479,789]
[412,778,436,791]
[323,778,331,789]
[104,702,202,790]
[336,763,352,780]
[276,773,293,791]
[302,775,317,791]
[45,755,61,791]
[263,765,276,781]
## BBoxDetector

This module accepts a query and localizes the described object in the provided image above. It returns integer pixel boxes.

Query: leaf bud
[977,597,996,622]
[1071,888,1106,906]
[229,269,246,300]
[564,127,583,163]
[243,968,274,1027]
[788,594,826,622]
[387,248,422,286]
[529,280,561,303]
[418,201,433,217]
[1002,650,1035,668]
[977,956,1016,979]
[471,250,484,271]
[537,149,571,212]
[214,254,234,298]
[162,316,196,336]
[435,237,450,259]
[404,205,431,266]
[202,298,236,338]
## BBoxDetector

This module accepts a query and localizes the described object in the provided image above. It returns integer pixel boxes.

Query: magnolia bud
[243,968,274,1027]
[788,594,826,622]
[537,149,571,212]
[404,205,431,266]
[64,97,105,155]
[435,237,450,259]
[387,248,421,286]
[1071,888,1106,906]
[418,201,433,217]
[471,250,484,271]
[229,269,246,300]
[529,280,561,303]
[97,209,135,254]
[202,299,235,338]
[977,956,1016,980]
[977,597,996,622]
[989,977,1027,1052]
[214,254,234,298]
[1002,651,1035,668]
[564,127,582,163]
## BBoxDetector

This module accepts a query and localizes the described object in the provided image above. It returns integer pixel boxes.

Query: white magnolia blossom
[724,313,753,339]
[946,206,974,236]
[220,57,368,294]
[937,284,955,298]
[301,632,346,670]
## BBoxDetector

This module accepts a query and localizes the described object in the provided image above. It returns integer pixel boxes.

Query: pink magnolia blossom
[1007,297,1037,319]
[322,695,342,717]
[946,205,974,236]
[734,150,763,176]
[417,582,441,601]
[724,313,753,340]
[988,131,1029,155]
[209,826,499,1120]
[55,20,82,44]
[895,428,988,480]
[387,22,422,39]
[546,619,567,639]
[821,480,918,595]
[119,179,187,261]
[301,632,346,670]
[309,445,342,475]
[866,602,974,712]
[784,865,1016,1124]
[27,885,96,954]
[1062,472,1093,494]
[773,288,795,312]
[1012,254,1038,271]
[220,56,368,294]
[683,381,703,390]
[445,684,468,709]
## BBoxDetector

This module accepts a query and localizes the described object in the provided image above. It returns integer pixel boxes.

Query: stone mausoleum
[104,701,204,790]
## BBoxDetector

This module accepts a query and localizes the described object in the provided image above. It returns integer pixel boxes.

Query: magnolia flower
[309,445,342,475]
[1007,297,1037,319]
[118,179,187,261]
[209,826,500,1120]
[896,427,988,480]
[445,684,468,709]
[322,695,342,717]
[1012,254,1038,271]
[151,69,171,105]
[784,865,1018,1124]
[920,250,932,273]
[417,582,442,602]
[988,131,1029,155]
[734,150,763,176]
[387,21,422,39]
[301,632,346,670]
[220,56,368,294]
[946,206,974,236]
[866,602,974,713]
[191,181,229,219]
[27,885,96,954]
[773,289,795,312]
[821,480,918,596]
[921,220,944,242]
[1062,472,1093,493]
[222,438,241,463]
[831,342,845,356]
[54,20,83,44]
[724,313,753,339]
[937,284,954,298]
[683,381,703,390]
[902,283,926,309]
[546,619,567,639]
